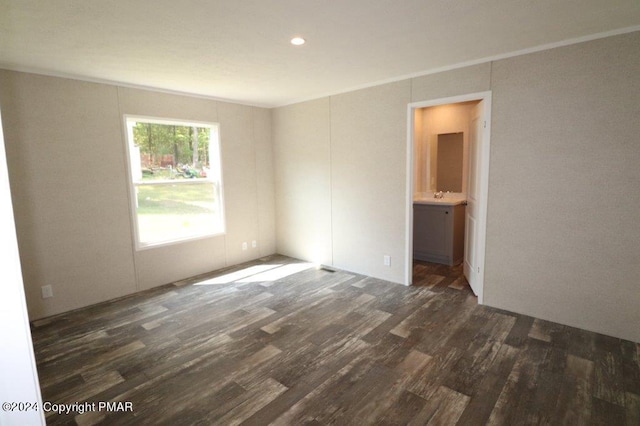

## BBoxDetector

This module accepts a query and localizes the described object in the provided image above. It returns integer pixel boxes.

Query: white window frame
[123,115,225,250]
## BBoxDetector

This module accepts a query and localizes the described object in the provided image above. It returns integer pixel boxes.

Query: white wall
[273,98,333,265]
[0,73,139,317]
[330,81,411,282]
[254,108,276,257]
[273,83,411,283]
[0,71,275,318]
[485,31,640,342]
[274,31,640,342]
[0,110,45,426]
[411,63,492,102]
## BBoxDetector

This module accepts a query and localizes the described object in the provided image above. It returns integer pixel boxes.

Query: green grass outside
[136,183,221,244]
[137,184,216,215]
[141,168,208,181]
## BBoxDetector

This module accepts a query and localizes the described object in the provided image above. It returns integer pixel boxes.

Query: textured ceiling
[1,0,639,107]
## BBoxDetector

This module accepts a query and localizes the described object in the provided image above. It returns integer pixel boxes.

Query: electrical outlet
[383,255,391,266]
[41,285,53,299]
[251,240,257,248]
[242,242,248,251]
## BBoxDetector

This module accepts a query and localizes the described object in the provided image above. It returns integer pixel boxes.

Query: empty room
[1,1,639,425]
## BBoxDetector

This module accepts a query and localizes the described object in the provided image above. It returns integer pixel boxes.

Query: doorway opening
[405,92,492,304]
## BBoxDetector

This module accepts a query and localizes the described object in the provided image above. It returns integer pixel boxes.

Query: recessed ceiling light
[290,37,305,46]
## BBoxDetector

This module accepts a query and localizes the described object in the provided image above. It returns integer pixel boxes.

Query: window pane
[125,116,224,248]
[135,182,222,245]
[131,123,212,182]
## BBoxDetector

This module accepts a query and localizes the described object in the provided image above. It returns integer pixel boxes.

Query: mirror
[432,132,463,192]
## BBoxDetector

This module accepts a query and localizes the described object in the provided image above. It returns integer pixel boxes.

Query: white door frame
[405,91,492,304]
[0,110,46,425]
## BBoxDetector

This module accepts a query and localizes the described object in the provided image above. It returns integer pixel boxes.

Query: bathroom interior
[412,100,481,292]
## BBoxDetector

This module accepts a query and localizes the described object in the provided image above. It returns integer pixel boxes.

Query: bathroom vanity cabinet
[413,202,465,266]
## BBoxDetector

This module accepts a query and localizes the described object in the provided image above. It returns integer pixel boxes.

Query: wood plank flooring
[31,256,640,425]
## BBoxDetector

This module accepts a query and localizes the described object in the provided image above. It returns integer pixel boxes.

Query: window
[124,116,224,249]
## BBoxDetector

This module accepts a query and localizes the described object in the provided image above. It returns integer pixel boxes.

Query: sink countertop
[414,197,466,206]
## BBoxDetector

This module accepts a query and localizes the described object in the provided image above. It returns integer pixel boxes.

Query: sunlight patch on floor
[236,263,315,283]
[194,264,282,285]
[194,263,315,285]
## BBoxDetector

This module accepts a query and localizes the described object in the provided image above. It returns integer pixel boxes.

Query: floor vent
[320,266,336,273]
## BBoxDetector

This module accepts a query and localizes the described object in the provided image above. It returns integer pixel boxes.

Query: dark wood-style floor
[32,255,640,425]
